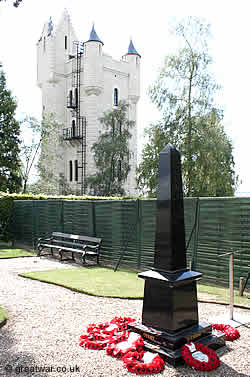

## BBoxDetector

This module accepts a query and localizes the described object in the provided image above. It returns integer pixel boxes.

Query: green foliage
[137,17,238,197]
[0,0,23,7]
[0,63,22,193]
[20,113,67,195]
[19,116,41,193]
[87,101,135,196]
[36,113,66,195]
[0,193,13,240]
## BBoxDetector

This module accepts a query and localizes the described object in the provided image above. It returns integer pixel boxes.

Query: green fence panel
[138,200,156,269]
[63,200,94,236]
[33,200,63,246]
[119,200,139,269]
[13,200,34,245]
[11,197,250,287]
[94,200,116,264]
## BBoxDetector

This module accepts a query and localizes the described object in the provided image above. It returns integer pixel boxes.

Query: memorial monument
[128,144,225,365]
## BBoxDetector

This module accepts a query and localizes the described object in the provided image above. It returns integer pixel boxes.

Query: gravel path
[0,256,249,377]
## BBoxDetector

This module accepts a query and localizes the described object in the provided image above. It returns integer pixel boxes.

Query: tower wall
[37,12,140,195]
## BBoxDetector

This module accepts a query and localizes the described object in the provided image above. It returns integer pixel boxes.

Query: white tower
[37,11,141,195]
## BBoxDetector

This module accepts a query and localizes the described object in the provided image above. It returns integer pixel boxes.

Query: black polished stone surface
[130,144,226,365]
[154,145,186,272]
[141,279,199,333]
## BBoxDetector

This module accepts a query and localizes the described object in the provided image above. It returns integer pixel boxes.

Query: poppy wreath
[106,332,144,358]
[181,342,220,371]
[79,316,136,350]
[80,317,165,374]
[122,350,165,375]
[212,324,240,341]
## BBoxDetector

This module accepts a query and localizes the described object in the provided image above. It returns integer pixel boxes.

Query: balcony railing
[63,125,81,140]
[66,95,77,109]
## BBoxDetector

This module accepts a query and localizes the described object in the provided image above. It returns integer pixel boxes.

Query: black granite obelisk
[128,145,225,365]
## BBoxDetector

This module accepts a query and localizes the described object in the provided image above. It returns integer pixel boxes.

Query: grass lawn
[197,281,249,306]
[20,267,145,299]
[20,266,249,306]
[0,245,35,259]
[0,306,7,328]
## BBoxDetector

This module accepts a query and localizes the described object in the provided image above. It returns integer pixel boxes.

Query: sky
[0,0,250,195]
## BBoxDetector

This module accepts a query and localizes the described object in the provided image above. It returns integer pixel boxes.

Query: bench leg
[59,249,63,261]
[72,252,75,261]
[82,253,86,264]
[243,273,249,293]
[51,247,53,256]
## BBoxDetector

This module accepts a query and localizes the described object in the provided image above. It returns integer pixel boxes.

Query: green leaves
[0,65,22,193]
[138,17,238,198]
[87,101,134,196]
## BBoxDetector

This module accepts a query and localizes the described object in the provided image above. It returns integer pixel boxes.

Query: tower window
[65,36,67,50]
[69,160,73,182]
[72,119,76,138]
[114,88,118,106]
[75,160,78,182]
[118,160,122,181]
[69,90,73,107]
[43,37,46,52]
[74,88,78,108]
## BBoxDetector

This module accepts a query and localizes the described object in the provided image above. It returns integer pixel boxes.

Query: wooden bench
[37,232,102,265]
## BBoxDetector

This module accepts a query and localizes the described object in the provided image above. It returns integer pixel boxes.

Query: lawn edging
[0,306,7,328]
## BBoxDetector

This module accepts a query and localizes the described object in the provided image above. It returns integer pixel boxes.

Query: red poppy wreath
[181,342,220,371]
[212,324,240,341]
[122,349,165,375]
[79,316,136,350]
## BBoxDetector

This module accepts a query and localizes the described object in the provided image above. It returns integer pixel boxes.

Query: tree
[18,113,72,195]
[87,101,135,196]
[23,113,70,195]
[0,63,22,193]
[0,0,23,7]
[137,17,238,197]
[19,116,41,193]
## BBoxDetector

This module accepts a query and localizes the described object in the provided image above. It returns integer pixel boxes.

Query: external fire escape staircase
[62,41,87,195]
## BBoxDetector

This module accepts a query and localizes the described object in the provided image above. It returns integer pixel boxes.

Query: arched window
[75,160,78,182]
[69,161,73,182]
[114,88,118,106]
[65,35,67,50]
[72,119,76,138]
[69,90,73,107]
[74,88,78,108]
[118,160,122,181]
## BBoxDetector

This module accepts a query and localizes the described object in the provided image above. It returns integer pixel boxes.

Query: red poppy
[212,323,240,341]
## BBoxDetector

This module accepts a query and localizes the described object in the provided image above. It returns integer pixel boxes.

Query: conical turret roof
[87,24,104,45]
[127,40,141,57]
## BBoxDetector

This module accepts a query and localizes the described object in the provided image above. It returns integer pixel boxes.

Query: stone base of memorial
[128,269,226,366]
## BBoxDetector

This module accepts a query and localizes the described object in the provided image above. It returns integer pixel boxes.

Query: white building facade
[37,10,140,195]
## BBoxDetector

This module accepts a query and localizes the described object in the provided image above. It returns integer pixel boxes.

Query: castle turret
[37,10,78,87]
[83,25,104,96]
[37,17,56,87]
[123,40,141,104]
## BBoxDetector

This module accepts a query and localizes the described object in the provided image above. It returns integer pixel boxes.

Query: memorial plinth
[128,145,226,365]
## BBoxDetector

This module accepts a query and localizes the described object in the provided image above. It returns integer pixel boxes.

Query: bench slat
[52,232,101,243]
